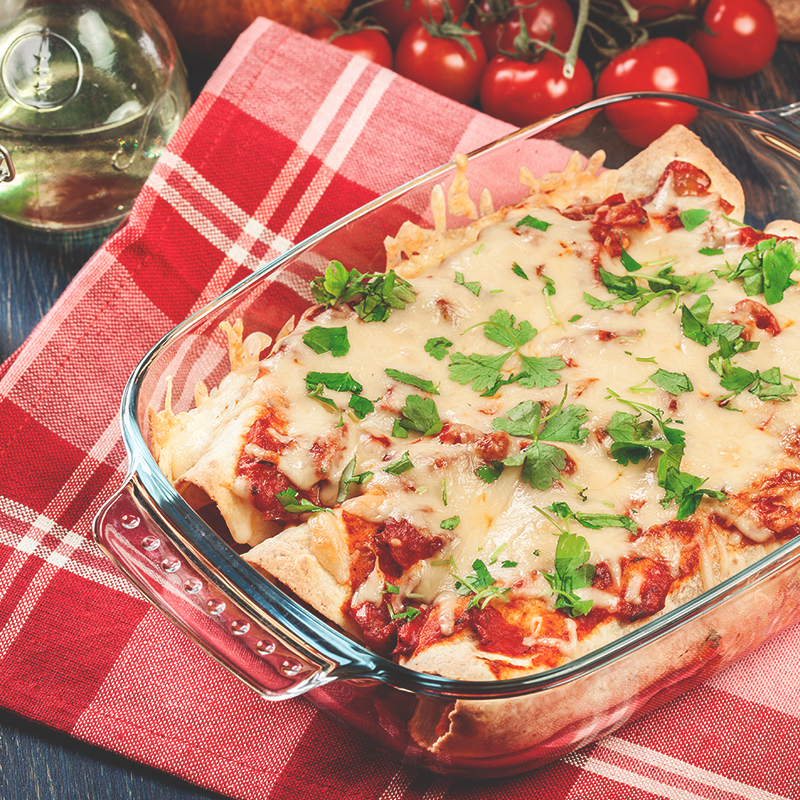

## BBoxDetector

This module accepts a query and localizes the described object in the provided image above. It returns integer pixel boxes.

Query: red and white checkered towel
[1,18,799,800]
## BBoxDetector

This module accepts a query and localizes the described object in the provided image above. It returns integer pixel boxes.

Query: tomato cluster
[310,0,778,146]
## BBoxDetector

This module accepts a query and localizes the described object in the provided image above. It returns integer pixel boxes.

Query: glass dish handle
[94,475,342,698]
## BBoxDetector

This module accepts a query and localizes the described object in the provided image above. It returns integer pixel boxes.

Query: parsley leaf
[545,501,637,533]
[336,457,373,502]
[679,208,710,231]
[302,325,350,357]
[452,557,512,609]
[650,369,693,394]
[605,411,655,465]
[541,533,595,617]
[516,215,552,231]
[517,354,564,389]
[310,261,415,322]
[307,383,342,416]
[714,362,797,402]
[397,395,443,436]
[492,400,542,436]
[305,371,363,394]
[455,271,481,296]
[384,452,414,475]
[475,309,536,349]
[275,488,330,515]
[348,394,374,419]
[605,393,722,519]
[475,460,504,483]
[539,404,590,443]
[660,468,725,519]
[620,247,643,272]
[389,607,421,621]
[385,368,439,395]
[503,443,567,491]
[718,237,800,305]
[699,246,723,256]
[584,292,613,310]
[599,265,714,316]
[425,336,453,361]
[512,262,529,280]
[440,516,461,530]
[449,351,511,393]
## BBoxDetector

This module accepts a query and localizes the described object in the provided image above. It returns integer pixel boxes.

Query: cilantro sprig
[310,260,415,322]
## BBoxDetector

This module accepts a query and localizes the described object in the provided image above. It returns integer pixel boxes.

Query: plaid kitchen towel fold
[0,17,799,800]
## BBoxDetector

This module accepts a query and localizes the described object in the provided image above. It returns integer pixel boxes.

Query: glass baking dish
[94,93,800,777]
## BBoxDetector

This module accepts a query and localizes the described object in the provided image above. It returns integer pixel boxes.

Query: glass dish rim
[118,91,800,700]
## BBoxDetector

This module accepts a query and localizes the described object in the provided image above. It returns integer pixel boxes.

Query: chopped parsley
[543,501,637,533]
[597,264,714,315]
[384,451,414,475]
[541,533,595,617]
[620,247,643,272]
[336,457,373,502]
[425,336,453,361]
[450,309,563,394]
[490,397,589,491]
[302,325,350,357]
[712,362,797,403]
[389,606,421,621]
[310,260,415,322]
[516,215,552,231]
[649,369,693,395]
[475,460,504,483]
[679,208,710,232]
[440,515,461,530]
[348,393,374,419]
[511,262,529,280]
[605,392,725,519]
[455,271,481,296]
[275,488,330,515]
[395,395,442,437]
[385,368,439,395]
[304,371,362,394]
[717,237,800,305]
[450,553,512,609]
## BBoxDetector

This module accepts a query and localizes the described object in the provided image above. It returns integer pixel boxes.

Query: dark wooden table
[2,41,800,800]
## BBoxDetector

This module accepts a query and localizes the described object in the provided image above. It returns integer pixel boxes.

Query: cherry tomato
[309,23,394,69]
[689,0,777,79]
[395,22,487,106]
[480,52,593,134]
[474,0,574,60]
[370,0,470,45]
[596,38,709,147]
[628,0,691,21]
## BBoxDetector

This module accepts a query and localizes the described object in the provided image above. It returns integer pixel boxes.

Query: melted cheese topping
[244,183,799,607]
[156,152,800,665]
